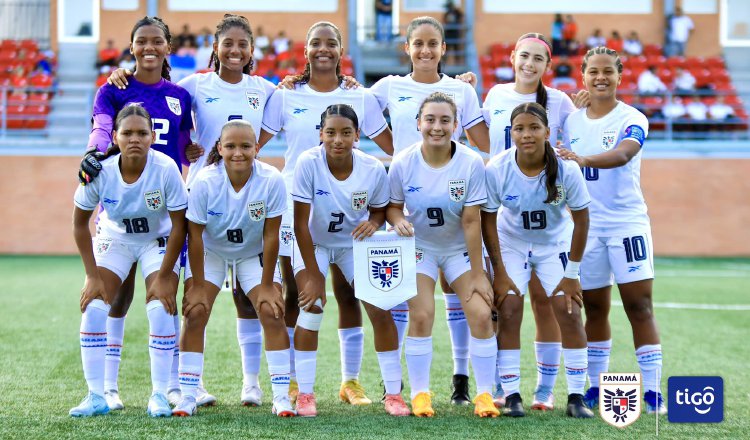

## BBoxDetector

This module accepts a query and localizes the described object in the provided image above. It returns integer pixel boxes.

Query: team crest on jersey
[144,190,163,211]
[602,129,618,151]
[280,225,294,246]
[415,248,424,264]
[550,183,565,206]
[165,96,182,116]
[600,373,642,428]
[246,91,260,110]
[95,237,113,255]
[369,247,402,291]
[247,201,265,221]
[351,191,368,211]
[443,92,456,102]
[448,179,466,202]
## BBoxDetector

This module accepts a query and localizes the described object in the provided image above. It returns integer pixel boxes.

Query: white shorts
[279,195,295,258]
[580,229,655,290]
[292,243,354,285]
[496,234,569,297]
[185,249,282,293]
[416,248,472,285]
[93,235,180,282]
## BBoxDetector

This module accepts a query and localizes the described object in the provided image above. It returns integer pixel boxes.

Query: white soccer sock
[405,336,432,399]
[178,351,203,399]
[237,318,262,387]
[146,300,176,395]
[287,327,296,380]
[391,302,409,357]
[587,339,612,388]
[80,299,110,397]
[563,348,588,395]
[168,314,180,391]
[499,349,521,397]
[266,349,291,400]
[295,350,317,394]
[445,294,470,376]
[470,336,497,395]
[495,349,503,390]
[104,316,124,392]
[535,341,561,390]
[376,349,402,395]
[636,344,663,393]
[338,327,364,381]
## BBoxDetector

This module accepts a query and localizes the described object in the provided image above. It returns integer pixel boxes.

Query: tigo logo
[668,376,723,423]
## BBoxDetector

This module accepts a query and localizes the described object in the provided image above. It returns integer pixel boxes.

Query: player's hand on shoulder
[556,147,587,167]
[341,75,362,89]
[78,147,106,185]
[106,68,133,90]
[571,90,591,109]
[185,142,205,163]
[455,71,478,88]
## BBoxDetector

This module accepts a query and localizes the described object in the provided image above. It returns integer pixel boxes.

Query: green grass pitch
[0,256,748,439]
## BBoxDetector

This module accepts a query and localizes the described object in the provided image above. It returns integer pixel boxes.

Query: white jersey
[370,74,484,155]
[292,146,389,248]
[562,102,650,235]
[483,146,591,245]
[74,149,188,244]
[261,83,388,191]
[483,83,576,157]
[178,72,276,185]
[186,160,287,259]
[389,142,487,256]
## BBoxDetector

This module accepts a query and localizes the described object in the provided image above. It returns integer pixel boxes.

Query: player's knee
[623,297,653,323]
[408,308,433,327]
[296,304,324,331]
[185,304,210,329]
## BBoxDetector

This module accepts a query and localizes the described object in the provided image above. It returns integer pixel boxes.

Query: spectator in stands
[662,95,686,120]
[623,31,643,56]
[551,55,577,89]
[550,13,565,55]
[494,59,514,83]
[375,0,393,42]
[685,94,708,133]
[708,95,735,120]
[176,39,196,57]
[175,24,197,53]
[254,26,271,56]
[607,31,623,53]
[562,15,578,54]
[97,39,120,68]
[272,30,290,56]
[672,67,696,95]
[9,66,28,90]
[444,1,465,63]
[195,27,213,47]
[667,7,694,56]
[585,29,606,49]
[194,36,213,70]
[637,66,668,95]
[118,52,135,71]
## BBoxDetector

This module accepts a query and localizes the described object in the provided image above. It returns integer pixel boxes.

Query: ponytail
[542,139,559,204]
[206,140,222,165]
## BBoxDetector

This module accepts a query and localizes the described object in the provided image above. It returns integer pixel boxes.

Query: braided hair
[208,14,255,74]
[509,102,559,204]
[130,16,172,81]
[582,46,624,74]
[290,22,345,86]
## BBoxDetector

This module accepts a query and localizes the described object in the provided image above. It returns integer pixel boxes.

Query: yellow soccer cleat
[411,392,435,418]
[289,379,299,405]
[339,380,372,406]
[473,392,501,418]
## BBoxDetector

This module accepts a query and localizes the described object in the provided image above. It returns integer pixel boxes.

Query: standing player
[70,104,187,417]
[260,21,394,405]
[369,17,489,404]
[558,47,666,414]
[481,102,593,418]
[77,16,200,411]
[482,32,581,410]
[290,105,409,417]
[173,120,295,417]
[387,92,498,418]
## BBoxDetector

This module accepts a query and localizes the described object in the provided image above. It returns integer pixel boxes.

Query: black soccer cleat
[566,393,595,418]
[450,374,471,406]
[503,392,526,417]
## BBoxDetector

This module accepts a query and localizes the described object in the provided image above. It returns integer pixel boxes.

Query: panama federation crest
[368,246,402,291]
[144,190,163,211]
[280,225,294,246]
[602,129,618,151]
[448,179,466,202]
[95,237,113,255]
[415,248,424,264]
[600,373,641,428]
[247,201,265,221]
[246,91,260,110]
[352,190,368,211]
[550,183,565,206]
[165,96,182,116]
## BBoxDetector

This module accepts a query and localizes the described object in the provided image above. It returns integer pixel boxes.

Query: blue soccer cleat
[69,391,110,417]
[644,390,668,415]
[583,386,599,409]
[147,391,172,417]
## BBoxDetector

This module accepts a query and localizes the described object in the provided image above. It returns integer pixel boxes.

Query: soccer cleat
[473,392,501,418]
[172,395,197,417]
[493,382,506,408]
[644,391,668,415]
[566,393,594,418]
[503,393,525,417]
[411,392,435,418]
[69,391,110,417]
[271,395,296,417]
[241,384,263,407]
[289,379,299,405]
[339,379,372,405]
[104,389,124,411]
[531,385,555,411]
[450,374,471,406]
[583,386,599,409]
[384,394,411,417]
[195,385,217,407]
[167,388,182,407]
[295,393,317,417]
[147,392,172,418]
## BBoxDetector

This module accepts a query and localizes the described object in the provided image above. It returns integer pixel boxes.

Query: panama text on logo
[600,373,641,428]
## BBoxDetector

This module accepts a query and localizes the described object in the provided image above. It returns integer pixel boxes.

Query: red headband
[515,37,552,59]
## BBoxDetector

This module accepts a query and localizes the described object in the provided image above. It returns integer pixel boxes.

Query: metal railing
[0,1,51,48]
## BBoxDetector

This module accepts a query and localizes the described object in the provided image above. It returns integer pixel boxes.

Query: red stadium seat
[666,56,687,69]
[657,68,674,83]
[7,91,27,105]
[709,68,730,84]
[0,39,17,50]
[643,44,662,56]
[705,56,725,69]
[5,105,25,129]
[28,74,52,89]
[725,95,742,106]
[692,69,712,88]
[0,50,17,62]
[19,39,38,51]
[714,82,736,94]
[23,104,47,129]
[479,55,493,69]
[627,55,648,70]
[646,55,666,68]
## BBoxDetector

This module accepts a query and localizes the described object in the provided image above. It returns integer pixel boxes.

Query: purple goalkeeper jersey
[89,77,193,169]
